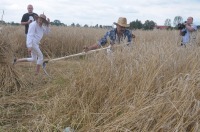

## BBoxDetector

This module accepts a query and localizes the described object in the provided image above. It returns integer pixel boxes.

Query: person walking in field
[180,17,197,46]
[13,14,50,75]
[21,4,38,35]
[83,17,133,52]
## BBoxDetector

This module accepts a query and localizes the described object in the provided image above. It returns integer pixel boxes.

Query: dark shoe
[13,58,17,65]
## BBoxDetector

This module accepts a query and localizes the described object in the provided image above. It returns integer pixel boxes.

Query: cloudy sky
[0,0,199,26]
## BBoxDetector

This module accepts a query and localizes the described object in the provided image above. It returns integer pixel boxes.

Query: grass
[0,25,200,131]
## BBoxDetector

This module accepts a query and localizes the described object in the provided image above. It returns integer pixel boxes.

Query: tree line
[48,16,196,30]
[1,16,199,30]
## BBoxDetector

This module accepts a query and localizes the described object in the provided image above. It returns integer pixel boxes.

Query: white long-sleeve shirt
[26,21,50,48]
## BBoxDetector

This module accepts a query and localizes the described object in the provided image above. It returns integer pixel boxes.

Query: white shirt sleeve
[26,22,36,48]
[192,25,197,31]
[43,26,50,34]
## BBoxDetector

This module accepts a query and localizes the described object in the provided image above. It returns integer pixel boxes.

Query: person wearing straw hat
[13,14,50,75]
[83,17,133,52]
[21,4,38,35]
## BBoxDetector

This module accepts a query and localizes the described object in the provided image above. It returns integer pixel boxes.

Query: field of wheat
[0,25,200,131]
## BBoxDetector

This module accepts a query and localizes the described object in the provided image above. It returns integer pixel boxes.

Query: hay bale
[0,34,26,96]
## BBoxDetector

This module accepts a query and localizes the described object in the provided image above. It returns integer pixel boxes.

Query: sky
[0,0,199,26]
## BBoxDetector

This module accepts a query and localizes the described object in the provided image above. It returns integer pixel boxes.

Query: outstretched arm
[43,18,50,34]
[83,31,110,52]
[83,44,100,52]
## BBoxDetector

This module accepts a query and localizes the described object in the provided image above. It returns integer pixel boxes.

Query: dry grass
[0,30,27,97]
[0,25,200,131]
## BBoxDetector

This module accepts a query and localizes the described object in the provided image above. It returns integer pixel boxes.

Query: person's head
[114,17,129,34]
[187,17,193,25]
[36,14,48,26]
[27,4,33,14]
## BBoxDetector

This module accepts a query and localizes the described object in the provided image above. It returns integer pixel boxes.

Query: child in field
[13,14,50,75]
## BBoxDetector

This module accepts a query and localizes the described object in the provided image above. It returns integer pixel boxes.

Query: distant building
[154,25,169,30]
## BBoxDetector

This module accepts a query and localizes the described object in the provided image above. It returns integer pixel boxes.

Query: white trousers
[27,44,43,65]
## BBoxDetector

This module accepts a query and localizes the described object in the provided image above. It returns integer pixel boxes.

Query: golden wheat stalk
[0,34,27,96]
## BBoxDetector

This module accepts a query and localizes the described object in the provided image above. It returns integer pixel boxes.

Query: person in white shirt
[180,17,197,46]
[13,14,50,75]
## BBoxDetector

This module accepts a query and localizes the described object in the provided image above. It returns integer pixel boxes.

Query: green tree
[95,24,98,28]
[143,20,156,30]
[164,19,171,26]
[130,19,143,29]
[71,23,75,27]
[10,21,20,26]
[76,23,81,27]
[173,16,183,27]
[53,20,62,26]
[84,24,89,28]
[0,20,5,24]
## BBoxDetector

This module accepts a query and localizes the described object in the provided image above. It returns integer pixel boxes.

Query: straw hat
[114,17,129,27]
[35,14,48,24]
